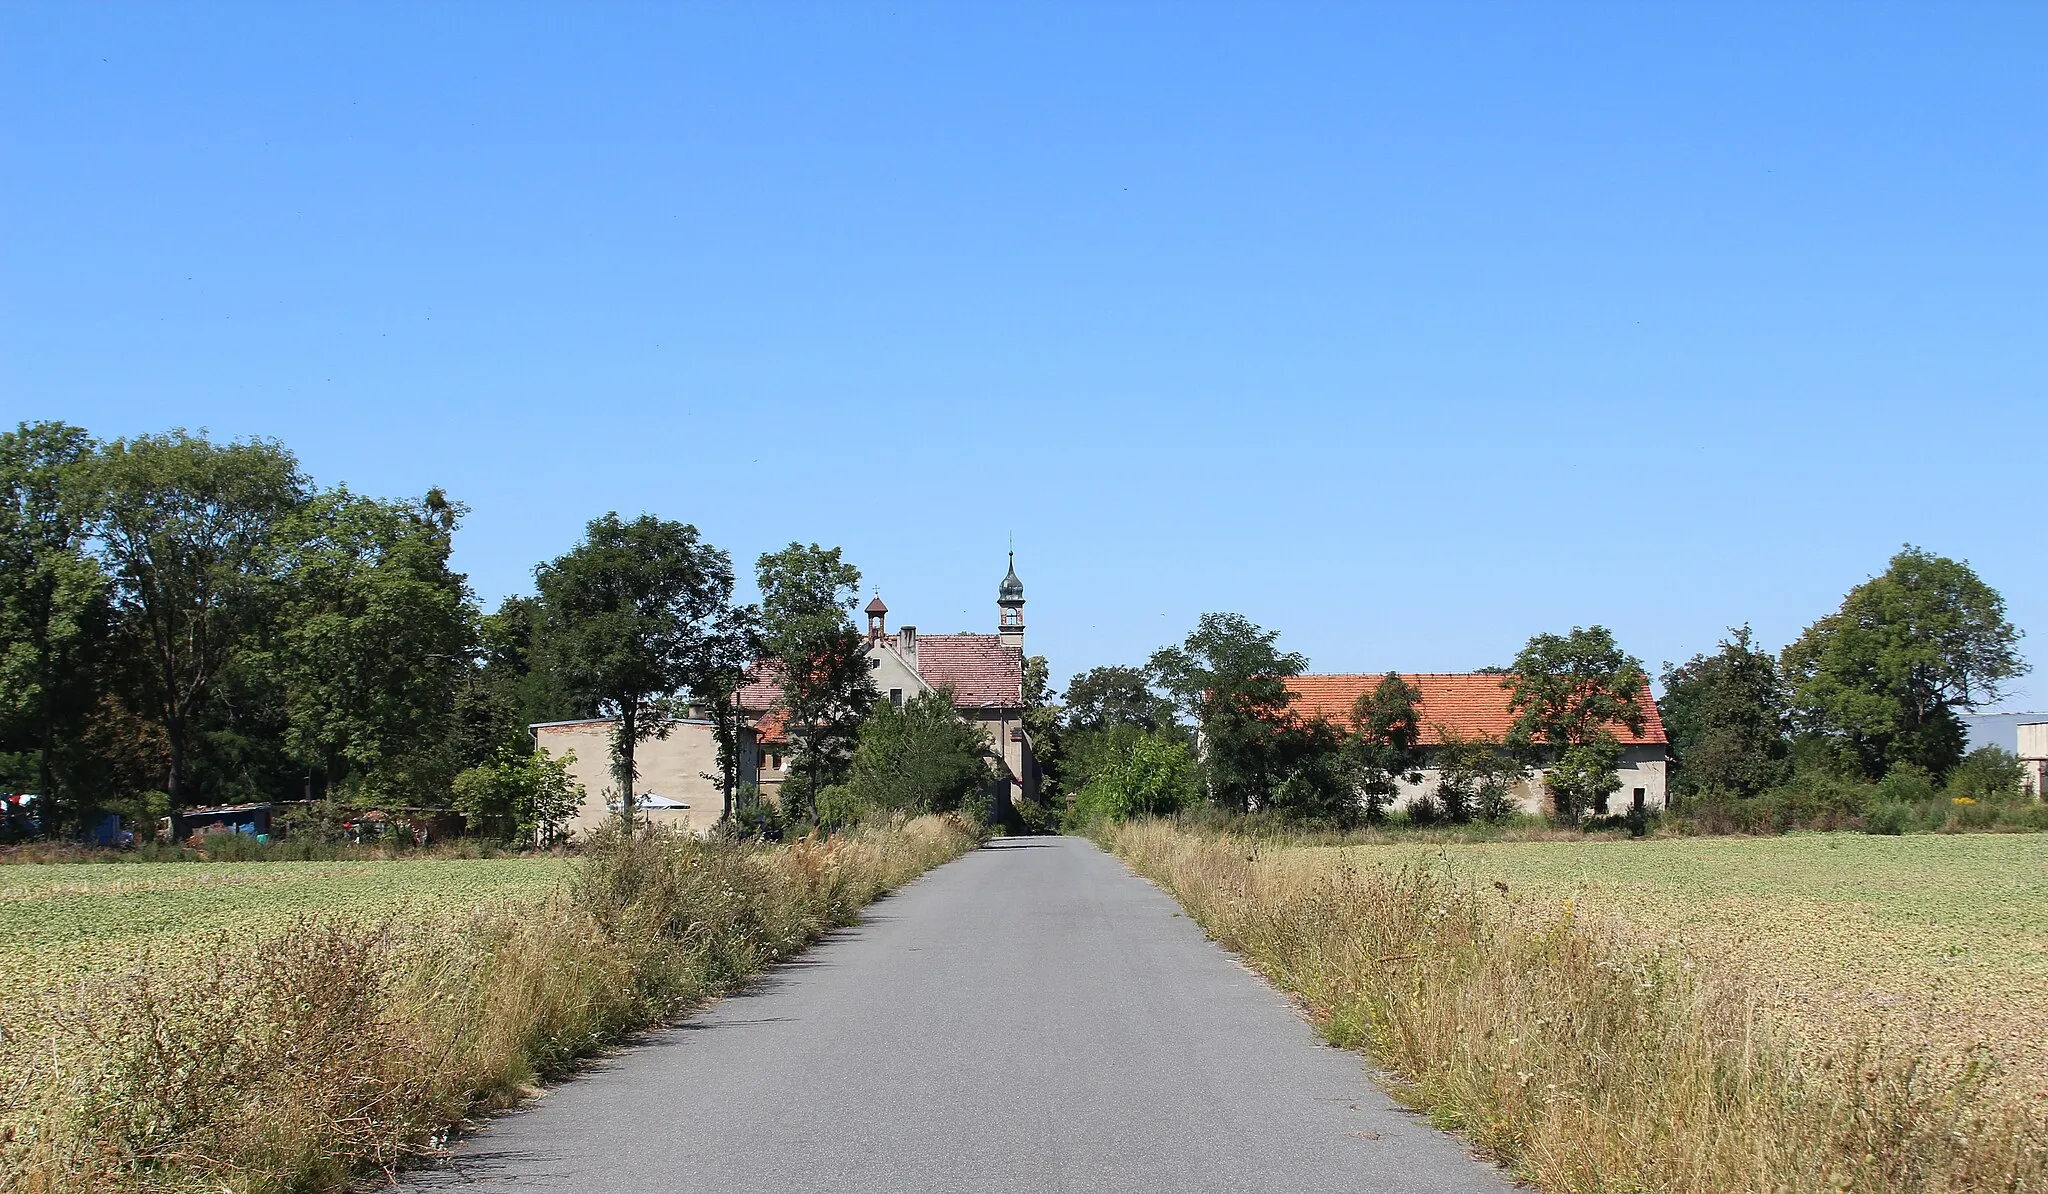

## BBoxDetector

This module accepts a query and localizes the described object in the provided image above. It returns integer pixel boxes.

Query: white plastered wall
[534,719,728,837]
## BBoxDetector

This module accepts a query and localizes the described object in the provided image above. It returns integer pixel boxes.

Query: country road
[403,836,1512,1193]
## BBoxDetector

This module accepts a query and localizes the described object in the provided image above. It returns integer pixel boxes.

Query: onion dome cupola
[997,552,1025,649]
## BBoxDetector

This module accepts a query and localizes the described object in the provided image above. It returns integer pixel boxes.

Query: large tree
[1062,664,1174,733]
[270,487,474,804]
[695,602,763,822]
[0,421,108,829]
[1149,612,1306,813]
[1781,546,2026,779]
[91,431,307,809]
[1345,674,1425,823]
[754,544,873,825]
[537,514,740,830]
[1660,626,1790,799]
[451,594,589,770]
[1503,626,1647,822]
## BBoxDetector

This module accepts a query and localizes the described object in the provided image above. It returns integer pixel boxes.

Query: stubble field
[0,857,573,1004]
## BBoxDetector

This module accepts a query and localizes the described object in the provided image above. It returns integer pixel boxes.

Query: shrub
[838,688,993,816]
[1072,733,1199,824]
[1877,762,1940,807]
[1946,746,2025,802]
[451,748,584,844]
[1865,801,1911,835]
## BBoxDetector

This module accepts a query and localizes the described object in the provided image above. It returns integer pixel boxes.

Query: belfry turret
[998,553,1025,654]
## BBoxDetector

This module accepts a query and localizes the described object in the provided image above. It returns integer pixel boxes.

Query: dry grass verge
[0,814,979,1194]
[1102,819,2048,1194]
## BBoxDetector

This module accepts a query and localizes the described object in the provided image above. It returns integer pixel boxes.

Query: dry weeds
[1105,819,2048,1194]
[0,815,979,1194]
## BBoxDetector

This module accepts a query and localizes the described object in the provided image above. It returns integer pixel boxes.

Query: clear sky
[4,2,2043,707]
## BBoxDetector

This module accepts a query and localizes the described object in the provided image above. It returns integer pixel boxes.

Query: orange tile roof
[753,708,790,746]
[1285,673,1667,747]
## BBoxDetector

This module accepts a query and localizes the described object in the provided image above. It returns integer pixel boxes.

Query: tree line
[1041,545,2029,831]
[0,421,1020,842]
[1658,546,2031,831]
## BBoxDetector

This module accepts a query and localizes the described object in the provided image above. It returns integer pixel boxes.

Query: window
[770,753,782,771]
[890,688,903,707]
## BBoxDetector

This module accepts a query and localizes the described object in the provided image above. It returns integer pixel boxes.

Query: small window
[890,688,903,707]
[770,753,782,771]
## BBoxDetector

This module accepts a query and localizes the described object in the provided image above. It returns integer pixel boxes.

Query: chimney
[898,625,917,668]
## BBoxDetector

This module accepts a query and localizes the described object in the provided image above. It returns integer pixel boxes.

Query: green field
[0,858,572,1002]
[1320,833,2048,1094]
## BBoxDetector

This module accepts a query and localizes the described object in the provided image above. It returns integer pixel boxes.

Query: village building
[535,555,1039,837]
[2020,721,2048,799]
[741,555,1040,813]
[1285,673,1670,817]
[532,714,736,837]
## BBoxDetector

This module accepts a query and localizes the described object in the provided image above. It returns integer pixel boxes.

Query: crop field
[0,857,572,1004]
[1314,833,2048,1097]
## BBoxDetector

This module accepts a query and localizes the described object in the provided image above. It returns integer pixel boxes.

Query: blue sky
[4,2,2043,707]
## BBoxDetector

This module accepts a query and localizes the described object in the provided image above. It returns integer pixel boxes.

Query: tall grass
[1103,819,2047,1194]
[0,814,979,1194]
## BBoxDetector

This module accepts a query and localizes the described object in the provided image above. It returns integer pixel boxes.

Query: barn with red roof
[1284,672,1670,817]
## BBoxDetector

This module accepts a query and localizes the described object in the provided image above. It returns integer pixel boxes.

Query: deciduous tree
[1062,665,1173,733]
[1660,626,1789,799]
[538,514,739,830]
[1781,546,2025,779]
[1149,612,1306,813]
[1503,626,1647,822]
[1345,674,1425,824]
[91,431,307,809]
[0,421,108,829]
[754,543,873,824]
[270,488,473,804]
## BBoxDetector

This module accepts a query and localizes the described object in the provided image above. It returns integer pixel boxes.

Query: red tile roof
[914,634,1023,708]
[1285,673,1667,747]
[754,708,789,745]
[736,662,785,713]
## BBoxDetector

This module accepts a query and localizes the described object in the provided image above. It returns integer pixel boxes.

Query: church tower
[998,553,1025,654]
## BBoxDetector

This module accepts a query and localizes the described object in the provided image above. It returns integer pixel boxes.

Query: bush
[838,688,993,816]
[451,748,584,844]
[1865,801,1911,835]
[1876,762,1939,807]
[717,787,786,841]
[1072,733,1199,824]
[1012,795,1060,835]
[1945,746,2024,803]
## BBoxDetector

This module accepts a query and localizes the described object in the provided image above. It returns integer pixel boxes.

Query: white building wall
[1388,743,1670,817]
[2020,722,2048,799]
[533,719,729,838]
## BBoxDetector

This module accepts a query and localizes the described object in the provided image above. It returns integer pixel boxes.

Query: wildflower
[1951,796,1977,806]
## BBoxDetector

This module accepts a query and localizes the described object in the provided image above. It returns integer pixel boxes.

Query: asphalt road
[403,836,1512,1193]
